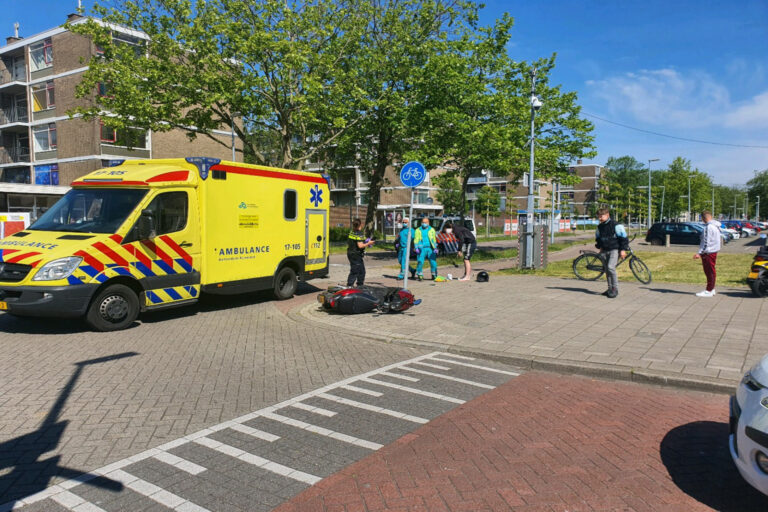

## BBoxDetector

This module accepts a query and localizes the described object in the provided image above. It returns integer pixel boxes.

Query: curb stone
[291,301,739,396]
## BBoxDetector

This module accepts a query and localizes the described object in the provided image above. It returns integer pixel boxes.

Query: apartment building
[558,160,603,216]
[0,14,237,220]
[313,161,443,231]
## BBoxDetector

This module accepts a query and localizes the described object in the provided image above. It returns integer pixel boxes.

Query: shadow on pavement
[0,314,90,335]
[719,290,756,298]
[640,287,691,295]
[660,421,768,511]
[0,353,137,508]
[545,286,602,295]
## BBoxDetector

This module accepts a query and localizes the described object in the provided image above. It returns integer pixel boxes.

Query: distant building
[560,160,603,216]
[0,14,237,220]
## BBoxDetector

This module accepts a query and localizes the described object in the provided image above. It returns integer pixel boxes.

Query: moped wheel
[630,256,652,284]
[751,275,768,297]
[572,252,605,281]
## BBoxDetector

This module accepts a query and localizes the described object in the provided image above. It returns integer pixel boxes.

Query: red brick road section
[275,372,768,511]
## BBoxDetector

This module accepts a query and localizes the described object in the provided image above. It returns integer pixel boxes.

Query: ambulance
[0,157,330,331]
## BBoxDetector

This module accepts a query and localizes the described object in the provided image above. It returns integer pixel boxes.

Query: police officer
[347,218,374,287]
[595,208,629,298]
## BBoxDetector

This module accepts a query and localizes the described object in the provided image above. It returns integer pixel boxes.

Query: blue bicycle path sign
[400,161,427,188]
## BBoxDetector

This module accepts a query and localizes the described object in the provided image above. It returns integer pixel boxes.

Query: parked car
[723,220,755,237]
[730,355,768,496]
[646,222,703,245]
[744,221,763,233]
[722,226,741,240]
[694,222,733,243]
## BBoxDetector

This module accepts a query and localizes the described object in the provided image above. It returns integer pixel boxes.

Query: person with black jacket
[347,218,375,287]
[595,208,629,298]
[446,222,477,281]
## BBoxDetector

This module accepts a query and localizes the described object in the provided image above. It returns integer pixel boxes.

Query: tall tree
[70,0,370,169]
[475,185,501,237]
[411,17,595,214]
[747,169,768,219]
[327,0,477,233]
[432,173,466,215]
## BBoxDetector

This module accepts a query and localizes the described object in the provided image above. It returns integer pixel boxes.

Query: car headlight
[32,257,83,281]
[742,372,766,391]
[757,452,768,474]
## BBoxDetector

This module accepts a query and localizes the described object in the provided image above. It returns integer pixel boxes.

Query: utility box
[518,224,548,269]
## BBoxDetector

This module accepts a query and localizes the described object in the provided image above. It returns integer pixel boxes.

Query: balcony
[331,177,355,190]
[0,68,26,86]
[0,146,31,164]
[0,107,29,125]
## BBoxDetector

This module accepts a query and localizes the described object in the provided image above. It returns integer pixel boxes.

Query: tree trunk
[363,128,391,236]
[364,137,391,236]
[459,172,471,218]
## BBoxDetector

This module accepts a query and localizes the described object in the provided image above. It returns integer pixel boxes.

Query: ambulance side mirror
[137,209,156,240]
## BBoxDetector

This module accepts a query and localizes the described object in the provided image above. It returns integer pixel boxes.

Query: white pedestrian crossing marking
[316,392,428,423]
[194,437,321,485]
[340,384,383,397]
[289,401,338,417]
[153,451,207,475]
[428,356,521,375]
[398,366,494,389]
[229,423,281,442]
[379,371,420,382]
[360,377,465,404]
[261,412,383,450]
[9,352,520,512]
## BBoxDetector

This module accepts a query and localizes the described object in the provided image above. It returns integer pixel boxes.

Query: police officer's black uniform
[347,230,366,287]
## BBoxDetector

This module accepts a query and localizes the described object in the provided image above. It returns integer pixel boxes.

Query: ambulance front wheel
[85,284,140,332]
[274,267,298,300]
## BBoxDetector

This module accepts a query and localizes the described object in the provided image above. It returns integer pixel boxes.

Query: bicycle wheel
[629,256,652,284]
[572,252,605,281]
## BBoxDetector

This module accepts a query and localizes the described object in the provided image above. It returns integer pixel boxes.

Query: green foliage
[475,186,501,217]
[433,173,466,215]
[410,17,595,210]
[747,170,768,219]
[70,0,371,168]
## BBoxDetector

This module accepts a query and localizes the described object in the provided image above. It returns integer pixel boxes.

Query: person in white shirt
[693,210,721,297]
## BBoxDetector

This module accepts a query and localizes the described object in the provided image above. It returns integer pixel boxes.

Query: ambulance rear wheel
[86,284,140,332]
[274,267,298,300]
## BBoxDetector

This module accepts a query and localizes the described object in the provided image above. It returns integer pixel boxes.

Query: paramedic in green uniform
[347,218,374,287]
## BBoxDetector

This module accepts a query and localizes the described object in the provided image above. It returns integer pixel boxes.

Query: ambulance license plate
[0,302,7,310]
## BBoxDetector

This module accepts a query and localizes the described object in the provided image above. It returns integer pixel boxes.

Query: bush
[329,226,349,242]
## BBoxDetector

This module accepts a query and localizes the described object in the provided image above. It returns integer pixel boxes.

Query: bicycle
[572,234,652,284]
[402,166,423,181]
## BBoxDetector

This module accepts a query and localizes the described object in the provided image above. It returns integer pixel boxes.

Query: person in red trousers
[694,210,721,297]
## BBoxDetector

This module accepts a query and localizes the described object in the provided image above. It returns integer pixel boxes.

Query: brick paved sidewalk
[275,372,768,512]
[298,272,768,392]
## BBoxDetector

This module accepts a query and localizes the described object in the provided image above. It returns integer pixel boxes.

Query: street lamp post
[686,175,696,221]
[659,186,666,222]
[647,159,659,228]
[758,196,761,221]
[524,68,541,268]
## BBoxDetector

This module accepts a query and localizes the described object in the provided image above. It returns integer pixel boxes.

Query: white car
[731,354,768,496]
[722,227,741,240]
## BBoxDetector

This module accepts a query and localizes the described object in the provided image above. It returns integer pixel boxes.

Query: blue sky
[2,0,766,185]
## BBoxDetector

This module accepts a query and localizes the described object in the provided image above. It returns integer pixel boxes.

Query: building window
[30,38,53,71]
[32,123,57,152]
[1,167,31,184]
[284,190,297,220]
[34,164,59,185]
[97,82,113,98]
[100,122,148,149]
[32,81,55,111]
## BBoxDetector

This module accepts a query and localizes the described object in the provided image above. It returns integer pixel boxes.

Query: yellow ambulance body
[0,157,329,331]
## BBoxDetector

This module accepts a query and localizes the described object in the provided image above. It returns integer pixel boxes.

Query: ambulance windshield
[29,188,148,233]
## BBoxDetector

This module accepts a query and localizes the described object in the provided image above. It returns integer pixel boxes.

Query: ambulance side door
[124,189,201,294]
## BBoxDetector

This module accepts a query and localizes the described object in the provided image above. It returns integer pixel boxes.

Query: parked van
[0,158,329,331]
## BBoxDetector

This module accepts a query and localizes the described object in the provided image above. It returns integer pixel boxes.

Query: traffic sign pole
[403,188,414,290]
[399,161,427,290]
